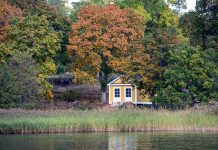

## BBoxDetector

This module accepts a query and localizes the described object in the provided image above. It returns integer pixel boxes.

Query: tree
[89,0,151,20]
[9,0,72,74]
[141,0,182,96]
[67,4,146,103]
[168,0,187,13]
[153,44,217,109]
[179,0,218,50]
[0,0,23,44]
[0,51,39,107]
[0,15,61,99]
[47,0,67,7]
[87,0,183,97]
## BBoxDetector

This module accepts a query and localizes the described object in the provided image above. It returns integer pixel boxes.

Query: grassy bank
[0,108,217,134]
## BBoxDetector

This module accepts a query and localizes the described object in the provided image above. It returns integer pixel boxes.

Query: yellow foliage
[37,60,56,100]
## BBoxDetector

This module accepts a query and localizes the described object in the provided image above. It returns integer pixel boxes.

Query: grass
[0,108,217,134]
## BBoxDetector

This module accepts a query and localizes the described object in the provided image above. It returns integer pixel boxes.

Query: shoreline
[1,128,218,134]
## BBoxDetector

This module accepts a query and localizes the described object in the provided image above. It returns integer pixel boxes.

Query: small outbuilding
[107,75,152,105]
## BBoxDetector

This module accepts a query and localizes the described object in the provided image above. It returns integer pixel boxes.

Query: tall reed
[0,108,217,134]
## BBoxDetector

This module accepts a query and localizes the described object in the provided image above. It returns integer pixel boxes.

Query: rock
[123,102,135,109]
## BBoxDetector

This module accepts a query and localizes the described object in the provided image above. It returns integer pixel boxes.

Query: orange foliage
[67,4,146,83]
[0,0,23,44]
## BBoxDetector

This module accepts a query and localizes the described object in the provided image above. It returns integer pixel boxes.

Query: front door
[113,88,121,102]
[125,87,132,102]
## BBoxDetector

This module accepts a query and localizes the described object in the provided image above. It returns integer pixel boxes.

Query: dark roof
[107,74,121,84]
[107,74,142,85]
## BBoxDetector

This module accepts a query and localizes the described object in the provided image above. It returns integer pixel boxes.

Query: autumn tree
[69,0,184,102]
[9,0,71,73]
[0,15,61,99]
[117,0,182,96]
[0,0,23,44]
[67,4,146,103]
[0,0,10,44]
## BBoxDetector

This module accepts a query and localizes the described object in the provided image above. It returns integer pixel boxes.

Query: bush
[0,51,39,107]
[61,90,78,102]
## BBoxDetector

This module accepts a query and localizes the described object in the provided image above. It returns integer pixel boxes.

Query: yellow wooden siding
[137,90,150,102]
[113,78,123,84]
[109,85,113,104]
[109,85,136,104]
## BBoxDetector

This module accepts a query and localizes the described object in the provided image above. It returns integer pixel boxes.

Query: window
[114,88,120,97]
[126,88,131,97]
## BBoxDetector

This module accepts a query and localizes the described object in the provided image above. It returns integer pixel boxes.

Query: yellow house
[107,75,152,105]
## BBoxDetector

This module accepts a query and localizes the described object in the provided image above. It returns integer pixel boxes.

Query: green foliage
[74,0,185,100]
[114,0,151,20]
[153,44,217,109]
[47,0,67,7]
[140,0,182,96]
[9,0,71,74]
[0,0,216,109]
[168,0,187,13]
[179,0,218,50]
[70,1,89,22]
[0,15,61,99]
[62,90,78,102]
[0,51,39,107]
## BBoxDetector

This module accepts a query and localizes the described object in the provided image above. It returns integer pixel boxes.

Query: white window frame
[125,87,132,102]
[113,87,121,102]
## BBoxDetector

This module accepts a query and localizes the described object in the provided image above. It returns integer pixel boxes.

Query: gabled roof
[107,74,121,85]
[108,75,122,85]
[107,74,141,86]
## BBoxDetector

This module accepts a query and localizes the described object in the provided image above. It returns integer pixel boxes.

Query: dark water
[0,132,218,150]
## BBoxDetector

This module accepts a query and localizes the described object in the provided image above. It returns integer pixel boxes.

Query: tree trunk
[99,71,108,104]
[101,91,107,104]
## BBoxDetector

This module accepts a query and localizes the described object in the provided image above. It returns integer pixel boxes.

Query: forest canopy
[0,0,217,109]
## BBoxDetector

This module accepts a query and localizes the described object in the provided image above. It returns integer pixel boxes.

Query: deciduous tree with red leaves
[0,0,23,44]
[67,4,148,103]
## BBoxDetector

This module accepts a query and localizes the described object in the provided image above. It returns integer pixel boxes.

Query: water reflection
[0,132,217,150]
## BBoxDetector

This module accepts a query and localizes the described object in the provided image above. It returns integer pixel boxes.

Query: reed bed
[0,108,217,134]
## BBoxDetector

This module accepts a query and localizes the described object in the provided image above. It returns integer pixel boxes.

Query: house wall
[109,85,137,104]
[137,90,150,102]
[109,85,150,104]
[113,78,123,84]
[108,76,150,104]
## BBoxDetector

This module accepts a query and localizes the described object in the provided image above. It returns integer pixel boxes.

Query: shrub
[61,90,78,102]
[0,51,39,107]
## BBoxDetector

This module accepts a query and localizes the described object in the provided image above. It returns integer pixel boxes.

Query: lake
[0,132,217,150]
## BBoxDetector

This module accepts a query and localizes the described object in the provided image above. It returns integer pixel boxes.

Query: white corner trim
[108,85,111,104]
[109,84,132,86]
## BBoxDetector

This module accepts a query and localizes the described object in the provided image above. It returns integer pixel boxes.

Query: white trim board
[108,84,132,86]
[133,102,152,105]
